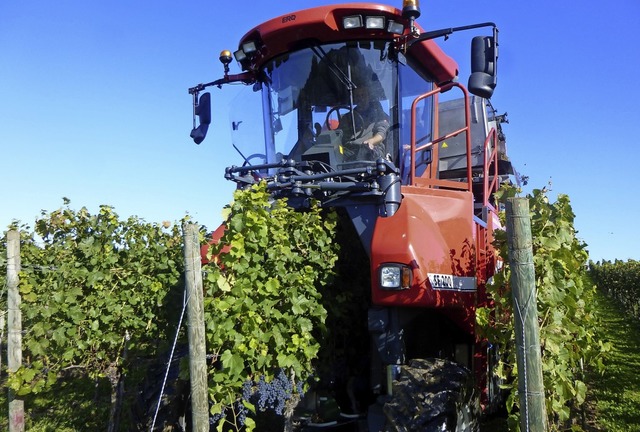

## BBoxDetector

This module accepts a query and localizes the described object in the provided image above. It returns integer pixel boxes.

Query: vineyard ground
[481,286,640,432]
[2,289,640,431]
[584,289,640,431]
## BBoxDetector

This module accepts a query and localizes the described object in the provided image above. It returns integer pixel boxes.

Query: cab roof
[236,3,459,84]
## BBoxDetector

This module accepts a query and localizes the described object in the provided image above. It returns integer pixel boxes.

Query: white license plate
[428,273,454,289]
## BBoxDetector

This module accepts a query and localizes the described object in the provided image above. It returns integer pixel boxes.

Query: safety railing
[409,82,472,191]
[483,127,500,210]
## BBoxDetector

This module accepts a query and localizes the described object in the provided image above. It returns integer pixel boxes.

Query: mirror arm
[188,72,255,144]
[408,22,497,45]
[188,72,256,95]
[191,92,198,130]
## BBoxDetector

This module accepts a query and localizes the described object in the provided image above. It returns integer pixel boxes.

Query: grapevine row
[477,187,609,430]
[589,259,640,318]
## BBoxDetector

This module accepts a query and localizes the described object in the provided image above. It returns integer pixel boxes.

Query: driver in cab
[340,83,389,161]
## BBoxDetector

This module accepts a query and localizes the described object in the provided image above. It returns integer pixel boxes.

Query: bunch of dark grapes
[235,400,248,426]
[208,401,249,428]
[209,411,225,426]
[251,370,295,415]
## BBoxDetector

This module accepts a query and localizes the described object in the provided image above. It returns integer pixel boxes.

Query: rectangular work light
[379,264,412,290]
[343,15,363,29]
[365,16,385,29]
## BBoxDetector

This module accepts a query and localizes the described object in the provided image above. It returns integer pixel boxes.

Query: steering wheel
[242,153,267,167]
[325,106,366,140]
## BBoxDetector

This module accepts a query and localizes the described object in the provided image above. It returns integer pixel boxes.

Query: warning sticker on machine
[428,273,476,292]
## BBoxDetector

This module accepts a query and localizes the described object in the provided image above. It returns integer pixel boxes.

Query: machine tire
[382,358,480,432]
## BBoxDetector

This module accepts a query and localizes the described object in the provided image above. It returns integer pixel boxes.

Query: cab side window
[399,62,434,181]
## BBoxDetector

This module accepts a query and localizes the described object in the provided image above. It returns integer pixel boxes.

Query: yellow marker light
[403,0,420,9]
[219,50,233,64]
[401,267,411,289]
[402,0,421,20]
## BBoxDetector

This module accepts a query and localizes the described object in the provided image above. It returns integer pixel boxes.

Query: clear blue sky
[2,0,639,262]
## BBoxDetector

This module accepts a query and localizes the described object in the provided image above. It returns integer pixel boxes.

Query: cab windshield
[258,41,398,170]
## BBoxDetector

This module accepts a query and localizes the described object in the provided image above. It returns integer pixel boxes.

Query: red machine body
[236,3,459,84]
[191,2,511,428]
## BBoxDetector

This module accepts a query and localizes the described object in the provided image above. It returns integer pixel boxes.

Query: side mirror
[190,92,211,144]
[468,35,497,98]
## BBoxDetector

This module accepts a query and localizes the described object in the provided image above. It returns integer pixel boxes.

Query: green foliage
[478,187,609,430]
[0,188,339,430]
[1,202,185,428]
[203,182,339,430]
[589,259,640,318]
[0,373,113,431]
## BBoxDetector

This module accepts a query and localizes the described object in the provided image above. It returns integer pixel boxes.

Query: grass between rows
[481,287,640,432]
[586,289,640,431]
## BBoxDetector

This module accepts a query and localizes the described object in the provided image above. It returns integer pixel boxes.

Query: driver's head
[353,72,382,105]
[353,85,371,105]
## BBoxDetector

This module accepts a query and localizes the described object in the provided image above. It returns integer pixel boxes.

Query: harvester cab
[189,1,514,429]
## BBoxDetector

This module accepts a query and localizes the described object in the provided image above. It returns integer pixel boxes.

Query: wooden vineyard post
[505,198,547,432]
[183,223,209,431]
[7,230,25,432]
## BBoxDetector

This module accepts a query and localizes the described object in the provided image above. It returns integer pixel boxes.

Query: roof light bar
[365,16,385,29]
[387,20,404,35]
[242,41,257,54]
[343,15,363,29]
[233,49,247,62]
[234,40,259,64]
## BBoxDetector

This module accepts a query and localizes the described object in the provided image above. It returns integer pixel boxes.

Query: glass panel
[229,84,268,167]
[258,41,398,170]
[399,60,434,183]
